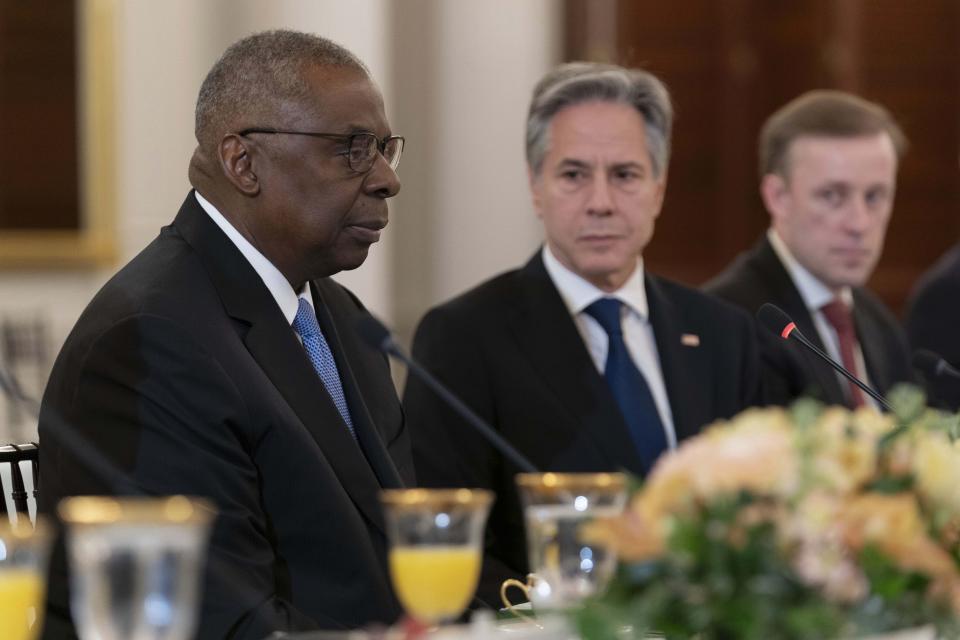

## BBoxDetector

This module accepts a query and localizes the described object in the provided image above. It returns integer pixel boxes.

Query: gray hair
[526,62,673,178]
[195,29,368,153]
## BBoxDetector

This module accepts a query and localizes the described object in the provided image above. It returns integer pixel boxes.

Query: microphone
[756,303,892,412]
[356,315,539,474]
[913,349,960,381]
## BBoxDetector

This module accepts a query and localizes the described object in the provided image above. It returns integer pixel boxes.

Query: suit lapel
[311,282,403,490]
[172,192,389,534]
[751,239,847,405]
[508,254,646,474]
[645,276,705,443]
[852,289,892,395]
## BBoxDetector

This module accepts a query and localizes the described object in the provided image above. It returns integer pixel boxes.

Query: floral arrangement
[578,387,960,640]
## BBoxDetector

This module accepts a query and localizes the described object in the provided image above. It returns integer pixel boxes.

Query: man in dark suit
[705,91,913,408]
[39,31,412,638]
[403,63,760,606]
[905,244,960,409]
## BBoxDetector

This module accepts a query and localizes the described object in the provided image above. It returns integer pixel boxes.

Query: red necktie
[820,298,865,408]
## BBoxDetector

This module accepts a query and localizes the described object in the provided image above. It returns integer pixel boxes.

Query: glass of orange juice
[381,488,493,628]
[0,517,51,640]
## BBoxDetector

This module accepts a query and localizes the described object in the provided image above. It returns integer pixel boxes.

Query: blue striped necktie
[292,298,355,438]
[583,297,667,473]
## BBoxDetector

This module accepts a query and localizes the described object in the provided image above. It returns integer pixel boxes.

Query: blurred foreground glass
[381,488,493,626]
[504,472,627,612]
[0,518,51,640]
[59,496,215,640]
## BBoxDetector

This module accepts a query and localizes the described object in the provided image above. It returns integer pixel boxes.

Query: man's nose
[364,154,401,198]
[586,174,614,215]
[844,195,872,233]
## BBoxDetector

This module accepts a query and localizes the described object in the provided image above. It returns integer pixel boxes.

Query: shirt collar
[541,245,649,320]
[194,190,312,323]
[767,228,853,310]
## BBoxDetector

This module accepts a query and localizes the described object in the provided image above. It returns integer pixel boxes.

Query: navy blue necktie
[293,298,356,438]
[584,297,668,473]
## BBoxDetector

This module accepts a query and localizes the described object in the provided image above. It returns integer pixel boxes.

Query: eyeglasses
[238,128,405,173]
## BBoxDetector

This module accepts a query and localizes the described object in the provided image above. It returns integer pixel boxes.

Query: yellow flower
[581,510,665,563]
[807,407,886,493]
[913,432,960,514]
[839,493,959,588]
[649,407,798,507]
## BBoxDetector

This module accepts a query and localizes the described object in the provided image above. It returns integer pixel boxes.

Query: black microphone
[356,315,539,474]
[913,349,960,381]
[756,303,892,412]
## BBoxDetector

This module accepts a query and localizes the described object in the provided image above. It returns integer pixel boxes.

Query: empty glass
[0,517,51,640]
[59,496,215,640]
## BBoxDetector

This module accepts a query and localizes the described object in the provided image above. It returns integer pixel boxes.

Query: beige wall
[0,0,560,439]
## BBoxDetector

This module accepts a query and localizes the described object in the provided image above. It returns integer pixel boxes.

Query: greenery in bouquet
[577,386,960,640]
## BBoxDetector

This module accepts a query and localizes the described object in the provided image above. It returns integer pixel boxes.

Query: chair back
[0,442,38,524]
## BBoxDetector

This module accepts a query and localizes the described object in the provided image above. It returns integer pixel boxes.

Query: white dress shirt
[194,191,317,327]
[768,229,875,407]
[541,245,677,450]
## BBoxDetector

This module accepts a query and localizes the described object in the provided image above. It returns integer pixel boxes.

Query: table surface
[266,612,577,640]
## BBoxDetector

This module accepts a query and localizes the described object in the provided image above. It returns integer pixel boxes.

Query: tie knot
[584,297,624,337]
[820,298,853,333]
[292,298,322,339]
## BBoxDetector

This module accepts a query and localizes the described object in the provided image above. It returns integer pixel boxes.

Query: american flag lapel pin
[681,333,700,347]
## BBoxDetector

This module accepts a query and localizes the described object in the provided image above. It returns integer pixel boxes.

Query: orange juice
[389,546,480,623]
[0,569,44,640]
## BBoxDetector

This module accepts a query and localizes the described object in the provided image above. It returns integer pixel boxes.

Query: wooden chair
[0,442,38,524]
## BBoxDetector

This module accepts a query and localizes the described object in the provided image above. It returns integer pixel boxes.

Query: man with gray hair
[40,30,411,637]
[705,90,913,408]
[403,62,760,605]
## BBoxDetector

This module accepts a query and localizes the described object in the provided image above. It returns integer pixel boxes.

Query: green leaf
[888,383,926,425]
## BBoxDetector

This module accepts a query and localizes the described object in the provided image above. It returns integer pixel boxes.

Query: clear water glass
[59,496,215,640]
[512,473,627,611]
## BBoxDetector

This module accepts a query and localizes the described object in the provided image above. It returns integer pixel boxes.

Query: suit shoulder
[82,229,207,321]
[701,251,767,311]
[653,275,753,327]
[853,286,901,329]
[908,245,960,308]
[420,267,525,324]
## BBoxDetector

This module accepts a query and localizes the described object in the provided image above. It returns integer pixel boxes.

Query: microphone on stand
[913,349,960,381]
[756,303,892,412]
[355,315,539,474]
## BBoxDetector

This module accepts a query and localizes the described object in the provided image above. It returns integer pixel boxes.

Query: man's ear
[218,134,260,196]
[651,170,668,219]
[528,165,544,218]
[760,173,789,223]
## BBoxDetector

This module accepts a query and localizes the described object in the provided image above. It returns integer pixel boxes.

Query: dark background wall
[0,1,79,231]
[566,0,960,314]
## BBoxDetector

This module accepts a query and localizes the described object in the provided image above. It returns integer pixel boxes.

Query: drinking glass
[504,472,627,612]
[381,488,493,627]
[0,517,51,640]
[58,495,215,640]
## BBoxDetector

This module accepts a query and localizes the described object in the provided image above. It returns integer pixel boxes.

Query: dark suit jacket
[704,235,914,407]
[905,243,960,409]
[39,192,414,639]
[402,252,760,606]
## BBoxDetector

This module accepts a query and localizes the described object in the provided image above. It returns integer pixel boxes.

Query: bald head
[194,30,368,156]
